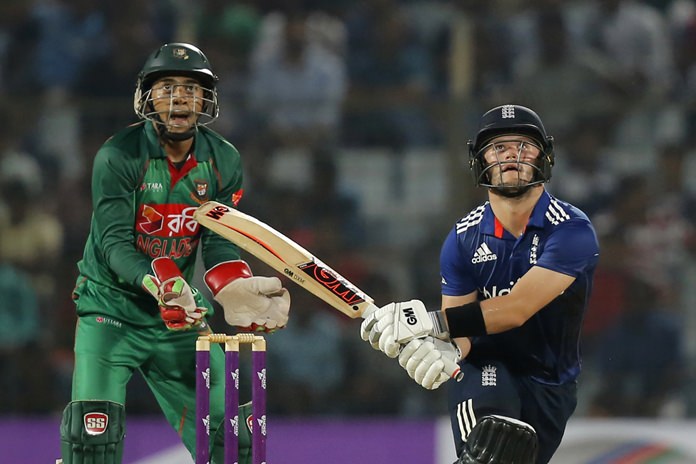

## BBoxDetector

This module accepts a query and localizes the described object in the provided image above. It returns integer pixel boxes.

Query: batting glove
[360,299,445,358]
[398,336,461,390]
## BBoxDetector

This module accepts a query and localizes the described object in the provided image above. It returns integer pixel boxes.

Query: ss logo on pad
[84,412,109,435]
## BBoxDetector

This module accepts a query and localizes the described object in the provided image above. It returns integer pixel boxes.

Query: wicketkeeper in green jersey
[59,43,291,464]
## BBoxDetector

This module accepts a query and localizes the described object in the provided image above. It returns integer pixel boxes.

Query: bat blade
[194,201,377,318]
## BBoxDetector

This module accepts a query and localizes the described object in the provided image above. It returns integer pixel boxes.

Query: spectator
[2,0,696,420]
[343,0,434,149]
[267,291,346,415]
[304,151,365,250]
[31,0,108,93]
[0,153,63,301]
[593,170,691,295]
[195,0,262,141]
[547,115,618,217]
[248,10,347,150]
[672,13,696,146]
[424,0,516,143]
[0,254,41,413]
[564,0,678,157]
[589,277,686,417]
[580,0,675,100]
[510,5,624,138]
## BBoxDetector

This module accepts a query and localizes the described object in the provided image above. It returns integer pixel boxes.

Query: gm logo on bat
[283,267,306,284]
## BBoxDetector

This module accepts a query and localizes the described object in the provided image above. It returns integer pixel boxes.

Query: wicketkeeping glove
[204,260,290,332]
[142,257,208,331]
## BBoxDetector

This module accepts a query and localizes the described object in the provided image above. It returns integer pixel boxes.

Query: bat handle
[361,303,379,319]
[443,356,464,382]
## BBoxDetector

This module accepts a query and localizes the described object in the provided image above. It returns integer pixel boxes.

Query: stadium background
[1,1,696,462]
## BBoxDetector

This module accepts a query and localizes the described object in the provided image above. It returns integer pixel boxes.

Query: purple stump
[225,341,240,464]
[195,339,210,464]
[252,347,267,464]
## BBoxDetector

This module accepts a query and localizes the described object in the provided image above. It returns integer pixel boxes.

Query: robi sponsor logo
[135,204,201,259]
[136,204,199,237]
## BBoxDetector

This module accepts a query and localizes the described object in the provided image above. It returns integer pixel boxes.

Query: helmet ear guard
[468,105,554,189]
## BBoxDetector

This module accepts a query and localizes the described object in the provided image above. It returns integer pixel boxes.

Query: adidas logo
[471,243,497,264]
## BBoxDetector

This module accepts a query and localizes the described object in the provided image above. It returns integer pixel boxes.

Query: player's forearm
[453,337,472,359]
[96,209,151,288]
[102,241,152,289]
[481,299,530,332]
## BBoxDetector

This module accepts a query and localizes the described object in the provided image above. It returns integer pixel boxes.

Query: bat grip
[361,303,379,319]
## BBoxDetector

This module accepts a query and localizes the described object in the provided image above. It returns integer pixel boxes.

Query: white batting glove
[205,261,290,332]
[360,300,443,358]
[398,336,461,390]
[360,303,397,356]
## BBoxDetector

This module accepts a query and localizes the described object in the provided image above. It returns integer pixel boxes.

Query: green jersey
[73,122,244,326]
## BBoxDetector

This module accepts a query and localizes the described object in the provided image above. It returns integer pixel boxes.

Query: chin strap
[148,105,196,142]
[489,184,533,198]
[153,118,196,142]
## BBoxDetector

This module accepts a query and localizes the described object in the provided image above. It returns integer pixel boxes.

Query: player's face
[481,135,542,188]
[150,76,204,134]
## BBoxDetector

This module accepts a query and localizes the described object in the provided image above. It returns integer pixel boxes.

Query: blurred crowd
[1,0,696,420]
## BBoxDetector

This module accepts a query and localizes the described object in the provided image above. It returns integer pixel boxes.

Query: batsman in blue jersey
[361,104,599,464]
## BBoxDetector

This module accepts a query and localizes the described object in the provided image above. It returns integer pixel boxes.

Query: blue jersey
[440,190,599,385]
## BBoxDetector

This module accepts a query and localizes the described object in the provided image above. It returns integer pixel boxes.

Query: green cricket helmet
[467,104,554,196]
[134,43,219,137]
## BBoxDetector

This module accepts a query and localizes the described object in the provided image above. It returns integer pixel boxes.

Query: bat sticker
[298,261,366,310]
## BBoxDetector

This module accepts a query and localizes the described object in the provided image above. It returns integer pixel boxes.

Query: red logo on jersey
[84,412,109,435]
[138,205,164,234]
[231,189,244,207]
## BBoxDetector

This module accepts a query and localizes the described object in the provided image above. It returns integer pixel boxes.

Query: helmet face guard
[468,105,554,195]
[133,43,219,137]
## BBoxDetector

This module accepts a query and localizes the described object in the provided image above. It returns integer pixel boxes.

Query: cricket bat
[194,201,462,380]
[195,201,376,318]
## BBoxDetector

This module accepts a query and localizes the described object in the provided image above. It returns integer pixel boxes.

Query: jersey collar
[482,189,553,238]
[527,190,553,229]
[144,122,211,161]
[144,122,165,158]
